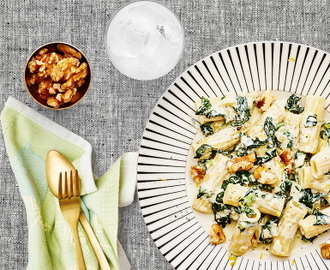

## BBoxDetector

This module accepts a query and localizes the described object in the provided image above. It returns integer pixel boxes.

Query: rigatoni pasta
[270,200,307,256]
[190,91,330,257]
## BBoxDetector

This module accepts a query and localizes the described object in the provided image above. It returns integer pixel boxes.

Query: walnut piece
[190,165,206,184]
[256,90,275,112]
[279,149,293,166]
[57,44,82,59]
[320,243,330,259]
[209,224,226,245]
[227,152,256,173]
[50,57,80,82]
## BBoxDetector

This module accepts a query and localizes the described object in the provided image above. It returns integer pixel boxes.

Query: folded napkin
[1,97,137,270]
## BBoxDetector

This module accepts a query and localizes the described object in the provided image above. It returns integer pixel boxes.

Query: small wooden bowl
[24,42,92,110]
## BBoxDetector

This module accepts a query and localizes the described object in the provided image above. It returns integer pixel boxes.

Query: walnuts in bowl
[25,43,90,109]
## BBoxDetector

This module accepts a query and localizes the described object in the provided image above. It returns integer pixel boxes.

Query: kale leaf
[299,189,325,209]
[264,117,280,148]
[195,97,226,119]
[284,94,304,114]
[304,115,317,128]
[231,96,250,126]
[194,144,217,159]
[313,209,330,226]
[200,122,214,136]
[255,149,277,164]
[195,97,211,115]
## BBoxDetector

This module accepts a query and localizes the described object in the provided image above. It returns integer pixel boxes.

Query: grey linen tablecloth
[0,0,328,269]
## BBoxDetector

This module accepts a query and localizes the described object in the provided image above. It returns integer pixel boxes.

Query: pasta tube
[223,184,285,216]
[201,154,229,191]
[299,207,330,239]
[194,124,241,150]
[223,184,249,206]
[298,95,325,154]
[254,191,286,217]
[229,207,261,256]
[310,146,330,178]
[283,112,302,150]
[247,103,285,139]
[270,200,307,257]
[299,166,330,193]
[192,197,213,214]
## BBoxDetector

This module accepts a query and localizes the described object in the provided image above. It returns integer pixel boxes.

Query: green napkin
[1,97,137,270]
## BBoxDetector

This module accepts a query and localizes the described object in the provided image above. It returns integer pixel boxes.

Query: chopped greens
[239,189,256,207]
[304,115,317,128]
[284,94,304,114]
[212,191,233,228]
[264,117,279,148]
[195,97,226,119]
[259,217,279,244]
[221,171,274,192]
[302,235,318,243]
[313,209,330,226]
[299,189,326,209]
[320,122,330,143]
[195,97,211,115]
[200,122,214,136]
[196,96,251,127]
[236,134,267,156]
[255,148,277,164]
[231,96,251,126]
[194,144,217,159]
[275,180,292,198]
[197,188,209,199]
[238,205,257,218]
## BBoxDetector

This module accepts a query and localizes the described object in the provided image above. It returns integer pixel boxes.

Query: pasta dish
[189,90,330,257]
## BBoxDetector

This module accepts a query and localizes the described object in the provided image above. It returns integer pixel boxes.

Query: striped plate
[137,41,330,270]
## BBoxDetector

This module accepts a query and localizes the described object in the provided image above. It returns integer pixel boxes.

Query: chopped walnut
[190,165,206,184]
[279,149,293,166]
[57,43,82,59]
[320,243,330,259]
[256,90,275,112]
[227,152,256,173]
[47,97,61,108]
[210,223,226,245]
[50,57,80,82]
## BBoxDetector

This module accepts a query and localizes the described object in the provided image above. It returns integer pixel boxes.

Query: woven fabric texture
[0,0,328,269]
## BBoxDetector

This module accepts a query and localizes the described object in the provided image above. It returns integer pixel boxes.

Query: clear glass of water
[105,1,184,80]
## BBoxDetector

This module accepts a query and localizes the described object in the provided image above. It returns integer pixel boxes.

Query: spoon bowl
[46,150,76,197]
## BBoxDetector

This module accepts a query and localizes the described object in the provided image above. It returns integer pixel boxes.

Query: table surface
[0,0,329,269]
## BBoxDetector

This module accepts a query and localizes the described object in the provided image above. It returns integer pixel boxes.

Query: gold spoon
[46,150,111,270]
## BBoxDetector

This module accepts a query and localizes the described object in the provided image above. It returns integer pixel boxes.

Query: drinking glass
[105,1,184,80]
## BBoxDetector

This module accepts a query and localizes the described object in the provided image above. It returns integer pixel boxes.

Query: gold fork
[58,170,86,270]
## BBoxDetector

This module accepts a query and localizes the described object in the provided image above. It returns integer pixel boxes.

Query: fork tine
[73,170,80,197]
[58,172,63,199]
[67,171,73,198]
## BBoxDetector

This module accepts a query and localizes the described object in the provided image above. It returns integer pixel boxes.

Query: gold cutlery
[46,150,111,270]
[58,170,86,270]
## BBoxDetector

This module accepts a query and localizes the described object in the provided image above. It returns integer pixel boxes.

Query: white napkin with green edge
[1,96,137,270]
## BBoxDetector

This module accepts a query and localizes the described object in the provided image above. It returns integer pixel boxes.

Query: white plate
[137,41,330,270]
